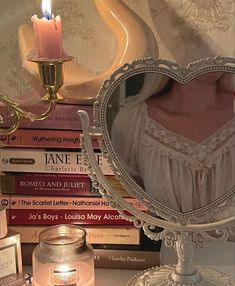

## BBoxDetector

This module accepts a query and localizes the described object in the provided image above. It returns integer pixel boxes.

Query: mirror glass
[106,71,235,213]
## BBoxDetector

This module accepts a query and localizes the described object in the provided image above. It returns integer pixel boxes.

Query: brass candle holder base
[0,56,73,135]
[29,56,73,102]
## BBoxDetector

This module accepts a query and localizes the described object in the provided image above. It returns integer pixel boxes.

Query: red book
[1,174,92,196]
[2,195,146,211]
[0,129,100,149]
[7,209,133,225]
[0,173,129,197]
[0,90,93,130]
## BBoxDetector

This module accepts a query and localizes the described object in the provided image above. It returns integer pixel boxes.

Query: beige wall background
[0,0,234,99]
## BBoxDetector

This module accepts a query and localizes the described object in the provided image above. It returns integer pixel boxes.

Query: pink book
[0,90,93,130]
[0,129,99,149]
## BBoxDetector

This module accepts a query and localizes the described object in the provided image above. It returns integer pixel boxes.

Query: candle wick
[44,12,52,20]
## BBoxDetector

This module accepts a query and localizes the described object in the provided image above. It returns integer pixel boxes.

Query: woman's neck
[165,80,220,114]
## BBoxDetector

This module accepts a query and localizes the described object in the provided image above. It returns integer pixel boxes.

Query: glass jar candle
[32,225,95,286]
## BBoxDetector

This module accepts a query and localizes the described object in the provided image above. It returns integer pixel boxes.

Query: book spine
[0,173,129,197]
[10,226,140,245]
[94,248,160,269]
[0,130,99,149]
[0,103,93,131]
[0,174,94,196]
[21,244,160,269]
[2,195,146,211]
[7,209,132,225]
[0,149,113,175]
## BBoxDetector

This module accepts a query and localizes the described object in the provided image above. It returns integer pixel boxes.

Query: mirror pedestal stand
[128,232,232,286]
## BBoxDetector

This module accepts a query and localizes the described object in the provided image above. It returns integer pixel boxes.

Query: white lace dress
[111,102,235,213]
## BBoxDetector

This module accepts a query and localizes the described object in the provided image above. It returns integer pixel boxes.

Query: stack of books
[0,92,161,269]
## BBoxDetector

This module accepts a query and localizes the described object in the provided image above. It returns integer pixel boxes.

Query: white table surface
[23,241,234,286]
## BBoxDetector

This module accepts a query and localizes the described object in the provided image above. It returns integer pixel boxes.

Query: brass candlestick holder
[0,56,73,135]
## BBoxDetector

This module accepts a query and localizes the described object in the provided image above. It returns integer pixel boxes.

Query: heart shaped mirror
[78,56,235,286]
[93,57,235,221]
[105,67,234,213]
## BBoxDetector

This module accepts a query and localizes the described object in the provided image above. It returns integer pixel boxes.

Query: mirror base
[127,265,234,286]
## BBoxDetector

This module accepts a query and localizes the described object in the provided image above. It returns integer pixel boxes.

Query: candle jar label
[51,268,78,286]
[0,245,17,278]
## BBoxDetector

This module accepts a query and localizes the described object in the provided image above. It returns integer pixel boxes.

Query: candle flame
[42,0,52,19]
[52,266,77,285]
[57,265,71,272]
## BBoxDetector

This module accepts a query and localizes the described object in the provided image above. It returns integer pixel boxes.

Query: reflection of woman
[111,72,235,212]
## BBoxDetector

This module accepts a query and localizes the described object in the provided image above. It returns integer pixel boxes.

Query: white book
[0,148,113,175]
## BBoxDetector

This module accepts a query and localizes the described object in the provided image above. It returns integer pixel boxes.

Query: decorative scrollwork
[127,266,234,286]
[0,57,72,137]
[0,93,56,136]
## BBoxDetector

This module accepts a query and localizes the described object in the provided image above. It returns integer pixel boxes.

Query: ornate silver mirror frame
[78,56,235,286]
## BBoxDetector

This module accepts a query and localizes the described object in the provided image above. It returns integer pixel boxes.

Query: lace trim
[141,103,235,166]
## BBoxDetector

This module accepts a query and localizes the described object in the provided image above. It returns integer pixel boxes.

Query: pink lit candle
[32,0,63,59]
